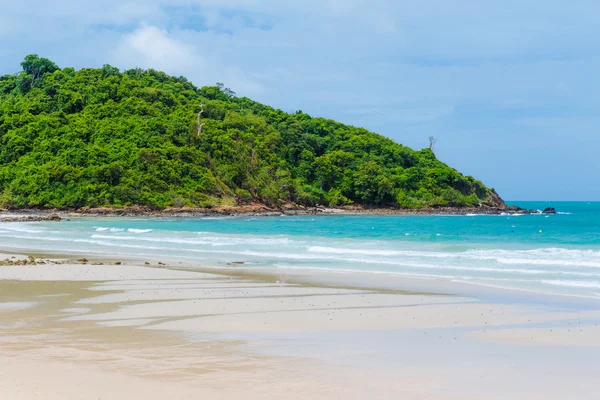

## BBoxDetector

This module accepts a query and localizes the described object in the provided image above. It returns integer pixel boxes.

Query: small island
[1,55,509,214]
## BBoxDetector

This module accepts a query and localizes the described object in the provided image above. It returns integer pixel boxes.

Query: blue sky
[1,0,598,200]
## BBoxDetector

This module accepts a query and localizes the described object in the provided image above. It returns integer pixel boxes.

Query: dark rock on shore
[0,256,66,266]
[0,213,62,223]
[542,207,557,214]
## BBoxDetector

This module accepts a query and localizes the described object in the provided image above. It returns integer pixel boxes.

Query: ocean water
[1,201,599,298]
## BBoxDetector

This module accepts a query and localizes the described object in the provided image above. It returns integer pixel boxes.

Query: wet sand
[1,253,600,399]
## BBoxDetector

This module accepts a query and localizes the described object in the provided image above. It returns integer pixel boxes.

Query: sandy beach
[1,252,600,399]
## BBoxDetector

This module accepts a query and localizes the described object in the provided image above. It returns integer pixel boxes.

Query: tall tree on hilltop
[18,54,60,92]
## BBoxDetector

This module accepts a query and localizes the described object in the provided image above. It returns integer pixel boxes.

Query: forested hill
[0,55,503,210]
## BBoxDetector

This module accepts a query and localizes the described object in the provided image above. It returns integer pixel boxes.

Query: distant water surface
[1,201,599,298]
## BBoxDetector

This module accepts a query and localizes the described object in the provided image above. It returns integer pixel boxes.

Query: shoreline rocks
[0,214,62,223]
[0,204,558,219]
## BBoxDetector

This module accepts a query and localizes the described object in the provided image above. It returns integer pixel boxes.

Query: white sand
[473,324,600,347]
[75,285,366,304]
[0,301,38,311]
[2,256,600,399]
[0,263,214,281]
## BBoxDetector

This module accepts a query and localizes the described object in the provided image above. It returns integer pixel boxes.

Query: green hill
[0,55,502,210]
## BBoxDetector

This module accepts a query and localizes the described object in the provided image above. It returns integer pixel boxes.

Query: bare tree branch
[429,136,437,152]
[197,104,205,136]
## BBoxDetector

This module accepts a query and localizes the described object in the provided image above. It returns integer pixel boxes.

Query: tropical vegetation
[0,55,501,209]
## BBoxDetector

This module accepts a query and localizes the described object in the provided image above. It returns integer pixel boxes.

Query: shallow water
[1,201,599,298]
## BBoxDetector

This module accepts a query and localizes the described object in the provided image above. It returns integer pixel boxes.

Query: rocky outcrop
[0,214,61,222]
[484,189,506,208]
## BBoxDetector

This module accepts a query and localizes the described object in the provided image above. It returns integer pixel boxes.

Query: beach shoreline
[2,246,597,305]
[0,202,550,222]
[2,251,600,398]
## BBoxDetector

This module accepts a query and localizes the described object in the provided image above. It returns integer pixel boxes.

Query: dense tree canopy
[0,55,501,209]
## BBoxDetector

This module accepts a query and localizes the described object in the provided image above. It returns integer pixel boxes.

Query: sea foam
[127,228,153,233]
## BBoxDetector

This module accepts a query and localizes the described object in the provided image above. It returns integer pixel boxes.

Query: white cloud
[115,25,200,72]
[113,25,264,95]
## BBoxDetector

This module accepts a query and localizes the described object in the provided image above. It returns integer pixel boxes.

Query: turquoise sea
[1,201,599,298]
